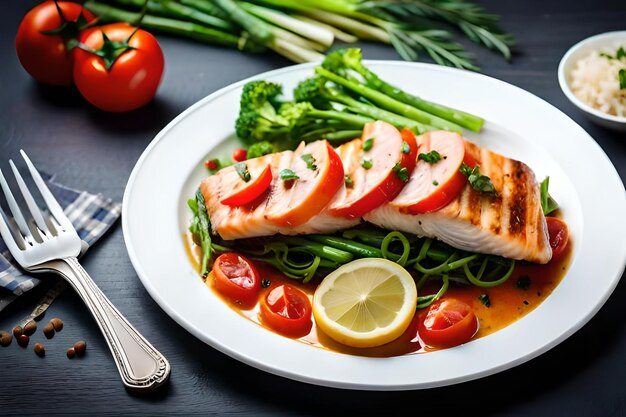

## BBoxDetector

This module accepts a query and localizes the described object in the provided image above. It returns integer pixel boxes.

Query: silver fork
[0,150,170,391]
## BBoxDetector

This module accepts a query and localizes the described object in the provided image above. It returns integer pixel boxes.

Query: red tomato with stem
[221,164,273,206]
[15,1,95,85]
[260,284,312,337]
[546,217,569,260]
[418,298,478,349]
[73,23,164,112]
[212,253,261,305]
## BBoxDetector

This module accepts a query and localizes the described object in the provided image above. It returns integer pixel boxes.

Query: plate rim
[122,61,626,390]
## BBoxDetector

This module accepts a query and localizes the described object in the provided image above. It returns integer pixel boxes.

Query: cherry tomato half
[73,23,164,112]
[546,217,569,260]
[232,148,247,162]
[418,298,478,349]
[15,1,95,85]
[212,252,261,305]
[260,285,312,337]
[221,164,273,206]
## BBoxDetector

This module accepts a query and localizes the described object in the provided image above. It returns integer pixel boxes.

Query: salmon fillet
[364,140,552,263]
[200,127,552,264]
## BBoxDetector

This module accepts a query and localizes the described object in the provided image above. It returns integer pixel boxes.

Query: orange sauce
[184,231,572,357]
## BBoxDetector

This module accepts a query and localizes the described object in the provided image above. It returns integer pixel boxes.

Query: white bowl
[558,31,626,132]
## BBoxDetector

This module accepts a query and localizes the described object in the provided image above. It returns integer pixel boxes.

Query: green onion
[344,174,354,187]
[363,137,374,151]
[402,141,411,154]
[419,150,443,163]
[392,162,409,182]
[361,158,373,169]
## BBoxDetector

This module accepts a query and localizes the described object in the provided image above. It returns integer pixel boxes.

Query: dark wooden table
[2,1,625,415]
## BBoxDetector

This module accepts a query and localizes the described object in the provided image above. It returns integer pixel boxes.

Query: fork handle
[33,258,170,391]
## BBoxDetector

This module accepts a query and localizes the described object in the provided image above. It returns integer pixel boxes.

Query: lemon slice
[312,258,417,348]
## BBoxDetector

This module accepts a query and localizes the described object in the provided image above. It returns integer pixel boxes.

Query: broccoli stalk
[293,76,430,133]
[235,80,374,144]
[314,66,465,133]
[322,49,485,132]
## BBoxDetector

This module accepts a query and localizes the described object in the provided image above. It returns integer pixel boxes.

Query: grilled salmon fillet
[200,122,553,263]
[364,140,552,263]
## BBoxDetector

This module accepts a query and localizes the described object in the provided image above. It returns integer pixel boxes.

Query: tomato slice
[260,284,312,337]
[212,253,261,305]
[546,217,569,260]
[268,141,344,227]
[329,122,418,218]
[221,164,273,206]
[391,131,469,214]
[418,298,478,349]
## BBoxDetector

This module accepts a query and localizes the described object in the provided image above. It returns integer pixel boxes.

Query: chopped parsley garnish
[620,69,626,90]
[301,154,317,170]
[600,47,626,89]
[516,276,531,291]
[234,162,251,182]
[401,141,411,154]
[418,150,443,164]
[392,162,409,182]
[478,293,491,307]
[279,169,299,181]
[344,174,354,187]
[459,163,497,197]
[363,137,374,152]
[261,279,271,288]
[361,158,373,170]
[540,177,559,215]
[432,180,439,186]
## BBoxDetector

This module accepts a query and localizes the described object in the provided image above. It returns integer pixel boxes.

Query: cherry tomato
[15,1,95,85]
[546,217,569,260]
[73,23,164,112]
[418,298,478,349]
[204,159,219,170]
[221,164,273,206]
[212,252,261,305]
[232,148,247,162]
[260,284,312,337]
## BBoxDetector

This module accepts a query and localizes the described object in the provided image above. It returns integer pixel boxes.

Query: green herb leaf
[344,174,354,187]
[402,141,411,155]
[279,168,299,181]
[363,137,375,152]
[620,69,626,90]
[301,154,317,170]
[617,46,626,60]
[432,180,439,186]
[419,150,443,164]
[261,279,271,288]
[478,293,491,307]
[540,177,559,215]
[234,162,251,182]
[459,163,498,197]
[361,158,373,170]
[392,162,409,182]
[516,276,531,291]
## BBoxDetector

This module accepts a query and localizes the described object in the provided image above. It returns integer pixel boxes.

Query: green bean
[416,275,449,309]
[307,235,383,258]
[279,237,354,263]
[381,231,410,266]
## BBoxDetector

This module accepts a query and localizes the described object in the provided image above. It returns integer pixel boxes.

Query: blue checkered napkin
[0,175,121,311]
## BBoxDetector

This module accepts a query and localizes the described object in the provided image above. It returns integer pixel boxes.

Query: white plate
[122,61,626,390]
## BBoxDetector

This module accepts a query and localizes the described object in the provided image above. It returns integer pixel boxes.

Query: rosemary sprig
[360,0,514,59]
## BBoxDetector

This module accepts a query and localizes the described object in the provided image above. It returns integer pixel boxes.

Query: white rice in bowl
[570,46,626,117]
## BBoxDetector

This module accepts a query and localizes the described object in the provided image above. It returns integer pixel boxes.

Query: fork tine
[0,206,24,254]
[9,159,51,235]
[20,150,73,232]
[0,168,33,239]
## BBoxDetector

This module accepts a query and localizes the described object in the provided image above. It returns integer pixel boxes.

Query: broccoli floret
[246,141,276,159]
[235,80,291,143]
[293,77,333,109]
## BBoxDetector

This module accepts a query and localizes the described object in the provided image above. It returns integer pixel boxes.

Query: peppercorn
[50,318,64,331]
[34,343,45,357]
[13,326,23,338]
[0,331,12,347]
[17,334,29,347]
[23,320,37,336]
[74,340,87,356]
[43,322,55,339]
